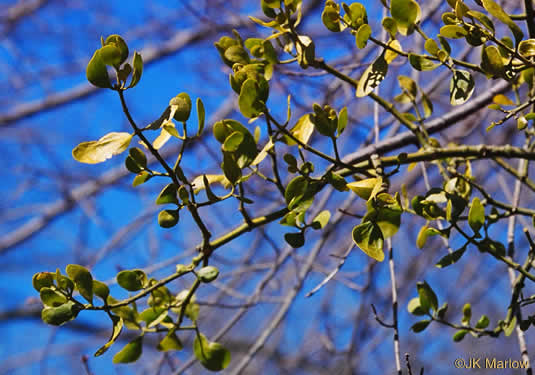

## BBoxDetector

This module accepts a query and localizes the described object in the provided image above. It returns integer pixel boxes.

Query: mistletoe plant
[32,0,535,372]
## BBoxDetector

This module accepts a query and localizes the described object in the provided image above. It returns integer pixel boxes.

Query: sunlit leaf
[352,221,384,262]
[73,132,133,164]
[94,316,123,357]
[356,54,388,97]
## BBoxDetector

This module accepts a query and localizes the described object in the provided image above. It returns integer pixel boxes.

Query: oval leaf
[73,132,133,164]
[352,221,384,261]
[113,336,143,364]
[193,333,231,372]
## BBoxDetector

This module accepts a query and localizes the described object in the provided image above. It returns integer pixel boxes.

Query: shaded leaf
[450,70,475,106]
[198,266,219,283]
[117,269,147,292]
[193,333,231,372]
[66,264,93,304]
[86,49,111,88]
[41,301,81,326]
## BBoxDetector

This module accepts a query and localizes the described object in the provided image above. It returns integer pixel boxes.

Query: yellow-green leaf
[356,54,388,97]
[72,132,132,164]
[468,197,485,233]
[390,0,421,36]
[193,334,231,372]
[86,49,111,88]
[352,221,385,261]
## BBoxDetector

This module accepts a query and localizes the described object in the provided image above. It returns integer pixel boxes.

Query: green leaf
[125,156,142,173]
[407,297,427,316]
[397,75,417,97]
[408,54,440,71]
[92,280,110,301]
[421,92,433,118]
[382,16,397,37]
[117,269,147,292]
[285,176,308,206]
[352,221,384,262]
[372,193,402,238]
[73,132,133,164]
[416,225,441,249]
[481,0,523,45]
[322,3,341,32]
[390,0,421,35]
[284,231,305,248]
[356,24,372,49]
[99,44,122,67]
[170,93,192,122]
[356,54,388,97]
[285,113,315,146]
[196,98,205,136]
[311,210,330,230]
[239,79,265,118]
[481,45,504,77]
[133,171,152,187]
[222,152,242,185]
[32,272,55,292]
[224,45,250,65]
[156,184,178,205]
[113,336,143,364]
[440,25,468,39]
[450,70,475,106]
[453,329,468,342]
[175,291,199,322]
[94,316,123,357]
[40,287,68,307]
[66,264,93,304]
[326,170,348,192]
[343,2,368,29]
[417,281,438,312]
[504,316,517,336]
[104,35,129,65]
[411,319,431,332]
[337,107,348,137]
[41,301,81,326]
[462,303,471,325]
[519,39,535,58]
[424,39,439,56]
[467,10,495,32]
[86,49,111,88]
[129,147,147,168]
[475,315,490,329]
[223,131,245,152]
[158,209,179,228]
[198,266,219,283]
[128,51,143,88]
[55,269,74,295]
[347,177,382,200]
[193,333,231,372]
[157,331,183,352]
[468,197,485,234]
